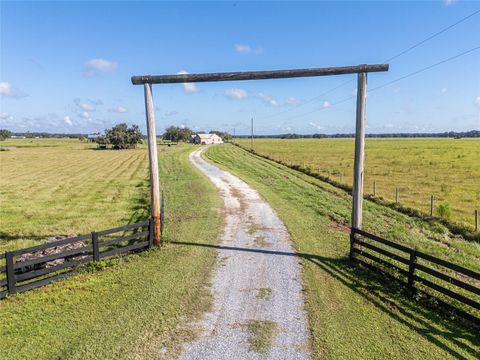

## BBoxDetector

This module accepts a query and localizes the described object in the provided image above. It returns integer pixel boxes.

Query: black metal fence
[0,219,155,299]
[350,227,480,324]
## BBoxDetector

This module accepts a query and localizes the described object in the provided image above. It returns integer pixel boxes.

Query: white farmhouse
[193,133,224,145]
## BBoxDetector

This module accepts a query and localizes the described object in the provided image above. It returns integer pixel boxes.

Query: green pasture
[235,138,480,230]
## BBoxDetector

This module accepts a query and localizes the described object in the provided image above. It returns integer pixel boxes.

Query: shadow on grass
[0,232,65,242]
[124,181,150,226]
[170,240,479,359]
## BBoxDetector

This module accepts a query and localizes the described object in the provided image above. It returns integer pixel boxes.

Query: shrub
[437,202,452,219]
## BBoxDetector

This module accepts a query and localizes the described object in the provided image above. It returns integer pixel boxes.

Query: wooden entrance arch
[131,64,389,245]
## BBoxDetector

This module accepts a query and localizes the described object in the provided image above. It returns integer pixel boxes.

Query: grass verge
[0,144,222,359]
[245,319,278,355]
[204,144,480,360]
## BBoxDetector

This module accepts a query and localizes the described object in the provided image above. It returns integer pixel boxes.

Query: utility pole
[251,117,254,151]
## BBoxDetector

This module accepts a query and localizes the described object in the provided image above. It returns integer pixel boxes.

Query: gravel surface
[178,147,311,360]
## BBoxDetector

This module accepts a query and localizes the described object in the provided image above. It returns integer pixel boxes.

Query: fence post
[430,195,435,217]
[92,232,99,261]
[407,249,417,293]
[5,252,16,295]
[373,180,376,196]
[475,209,478,232]
[148,217,154,247]
[349,230,356,262]
[395,188,399,204]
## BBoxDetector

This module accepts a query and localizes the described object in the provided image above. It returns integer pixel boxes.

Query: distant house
[10,135,26,139]
[193,133,224,145]
[87,133,101,142]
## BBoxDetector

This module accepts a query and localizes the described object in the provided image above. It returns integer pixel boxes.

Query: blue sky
[1,1,479,135]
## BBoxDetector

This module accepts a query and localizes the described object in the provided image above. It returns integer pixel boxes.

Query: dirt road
[178,147,311,359]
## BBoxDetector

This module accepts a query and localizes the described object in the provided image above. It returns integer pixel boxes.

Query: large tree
[96,123,143,149]
[162,126,194,142]
[0,129,12,141]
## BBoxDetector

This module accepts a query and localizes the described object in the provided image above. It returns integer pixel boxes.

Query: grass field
[1,139,479,359]
[0,138,151,252]
[204,144,480,359]
[0,142,223,359]
[235,138,480,230]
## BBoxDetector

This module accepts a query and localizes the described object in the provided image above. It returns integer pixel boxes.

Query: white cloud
[322,101,332,109]
[235,44,252,53]
[79,111,91,119]
[308,121,324,131]
[0,82,28,98]
[74,98,98,111]
[63,116,73,126]
[225,88,248,100]
[177,70,199,93]
[285,97,301,105]
[0,112,14,122]
[85,59,118,77]
[444,0,457,6]
[441,87,447,93]
[258,92,279,107]
[475,96,480,107]
[109,106,128,113]
[234,44,263,54]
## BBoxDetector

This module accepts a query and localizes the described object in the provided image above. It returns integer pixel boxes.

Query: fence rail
[350,227,480,324]
[0,218,156,299]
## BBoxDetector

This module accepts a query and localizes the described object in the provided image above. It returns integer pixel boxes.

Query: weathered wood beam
[131,64,388,85]
[352,72,367,231]
[144,84,161,246]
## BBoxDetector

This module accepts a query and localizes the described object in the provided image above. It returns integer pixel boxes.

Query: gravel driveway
[178,147,311,360]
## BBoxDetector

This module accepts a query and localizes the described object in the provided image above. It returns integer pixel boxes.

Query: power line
[256,9,480,121]
[257,78,353,120]
[370,45,480,92]
[279,45,480,122]
[384,9,480,62]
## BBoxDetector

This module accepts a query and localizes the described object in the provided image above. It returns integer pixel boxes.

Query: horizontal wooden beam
[131,64,389,85]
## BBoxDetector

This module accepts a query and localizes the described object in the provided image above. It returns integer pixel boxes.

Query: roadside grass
[0,144,222,359]
[204,144,480,360]
[235,138,480,230]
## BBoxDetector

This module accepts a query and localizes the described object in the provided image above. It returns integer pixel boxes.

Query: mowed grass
[0,138,149,251]
[204,144,480,360]
[0,143,223,359]
[235,138,480,230]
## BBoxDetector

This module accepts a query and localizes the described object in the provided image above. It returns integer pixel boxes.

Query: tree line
[162,126,232,142]
[2,128,478,142]
[235,130,480,139]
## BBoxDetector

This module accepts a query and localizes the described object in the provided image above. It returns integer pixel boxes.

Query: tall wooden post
[352,72,367,230]
[430,195,435,217]
[475,209,478,232]
[144,83,161,246]
[251,117,254,151]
